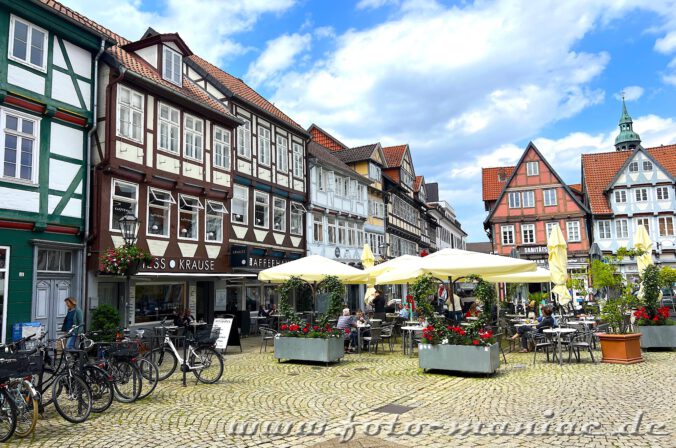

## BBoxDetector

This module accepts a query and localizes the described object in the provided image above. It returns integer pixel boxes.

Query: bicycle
[146,318,224,384]
[117,329,159,400]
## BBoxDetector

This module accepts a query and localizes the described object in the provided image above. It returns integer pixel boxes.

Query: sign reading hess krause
[142,257,217,272]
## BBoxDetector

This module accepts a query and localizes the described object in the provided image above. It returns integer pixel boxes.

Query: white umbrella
[258,255,369,284]
[482,267,552,283]
[547,225,571,306]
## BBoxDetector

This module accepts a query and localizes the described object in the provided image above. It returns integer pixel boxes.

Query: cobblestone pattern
[10,338,676,448]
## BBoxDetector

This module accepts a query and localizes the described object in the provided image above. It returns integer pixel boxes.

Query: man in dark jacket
[372,290,386,317]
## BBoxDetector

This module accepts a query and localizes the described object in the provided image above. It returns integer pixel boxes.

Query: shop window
[254,191,269,228]
[135,283,185,324]
[147,188,175,237]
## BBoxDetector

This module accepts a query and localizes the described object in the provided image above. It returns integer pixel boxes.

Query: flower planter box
[597,333,643,364]
[419,343,500,374]
[274,336,344,364]
[638,326,676,349]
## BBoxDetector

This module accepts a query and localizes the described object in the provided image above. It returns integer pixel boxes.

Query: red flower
[281,324,288,331]
[472,339,479,345]
[303,328,309,333]
[313,325,319,330]
[344,328,350,334]
[653,316,659,322]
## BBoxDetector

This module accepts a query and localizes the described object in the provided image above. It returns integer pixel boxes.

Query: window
[634,188,648,202]
[157,103,179,153]
[658,217,674,237]
[276,135,289,172]
[254,191,269,228]
[508,192,521,208]
[205,201,226,243]
[36,249,72,273]
[237,117,251,159]
[337,220,346,245]
[401,171,414,189]
[0,248,6,335]
[628,161,639,173]
[231,185,248,225]
[313,214,324,243]
[1,109,38,182]
[117,85,144,142]
[162,46,182,85]
[134,283,184,325]
[110,180,138,231]
[501,225,514,245]
[9,16,47,71]
[545,222,558,240]
[213,126,231,170]
[522,190,535,208]
[357,184,367,201]
[543,188,557,206]
[347,222,355,246]
[526,161,539,176]
[598,220,612,239]
[335,176,347,197]
[178,195,202,240]
[656,186,670,201]
[521,224,535,244]
[614,190,627,204]
[392,196,417,224]
[636,218,650,236]
[369,200,385,218]
[290,202,304,235]
[258,126,271,166]
[368,163,381,181]
[292,142,303,177]
[642,160,653,171]
[273,197,286,232]
[327,216,336,244]
[566,221,581,242]
[147,188,175,237]
[184,114,203,161]
[615,219,629,239]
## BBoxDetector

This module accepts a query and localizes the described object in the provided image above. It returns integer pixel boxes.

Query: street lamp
[119,214,139,326]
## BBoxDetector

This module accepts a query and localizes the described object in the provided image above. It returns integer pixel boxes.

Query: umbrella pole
[311,281,317,326]
[448,276,455,320]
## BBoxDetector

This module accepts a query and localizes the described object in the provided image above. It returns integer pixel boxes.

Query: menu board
[212,317,233,351]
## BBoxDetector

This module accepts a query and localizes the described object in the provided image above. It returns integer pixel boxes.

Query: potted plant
[635,265,676,349]
[273,276,346,364]
[99,246,153,276]
[90,304,122,342]
[415,274,500,374]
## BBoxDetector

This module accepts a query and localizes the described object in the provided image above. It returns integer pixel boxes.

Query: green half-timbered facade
[0,0,110,341]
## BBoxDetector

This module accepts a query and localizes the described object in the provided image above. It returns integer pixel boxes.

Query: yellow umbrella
[634,224,654,300]
[547,224,571,305]
[482,267,552,283]
[361,244,377,306]
[258,255,369,283]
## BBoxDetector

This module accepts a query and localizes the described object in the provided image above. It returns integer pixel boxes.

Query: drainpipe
[81,39,105,325]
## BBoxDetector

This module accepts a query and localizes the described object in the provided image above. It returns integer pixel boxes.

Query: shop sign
[247,257,289,268]
[521,246,548,254]
[142,257,216,272]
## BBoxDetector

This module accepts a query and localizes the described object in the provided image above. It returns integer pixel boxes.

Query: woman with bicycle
[62,297,83,349]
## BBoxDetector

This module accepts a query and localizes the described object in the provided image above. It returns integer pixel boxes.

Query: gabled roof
[333,143,386,166]
[307,124,348,152]
[414,175,423,193]
[308,142,366,180]
[382,145,407,167]
[481,166,514,202]
[188,54,308,135]
[568,184,582,195]
[582,144,676,215]
[122,28,192,56]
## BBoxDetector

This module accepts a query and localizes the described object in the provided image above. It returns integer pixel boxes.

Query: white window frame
[642,160,653,171]
[292,142,303,178]
[290,202,304,236]
[508,192,521,208]
[237,117,251,159]
[615,219,629,239]
[184,114,204,162]
[258,126,271,166]
[521,223,536,244]
[213,126,231,170]
[628,161,639,173]
[313,213,324,243]
[598,220,612,239]
[162,45,182,86]
[522,190,535,208]
[157,102,180,154]
[0,108,39,184]
[327,216,336,244]
[273,197,286,232]
[231,185,248,225]
[110,179,138,232]
[117,85,144,143]
[205,200,227,243]
[634,188,648,202]
[656,186,670,201]
[8,15,48,72]
[658,216,675,237]
[636,217,651,236]
[543,188,557,206]
[178,194,203,241]
[276,135,289,173]
[545,222,558,240]
[501,225,515,246]
[254,191,270,229]
[368,163,381,181]
[147,187,175,238]
[0,246,9,343]
[614,190,627,204]
[526,161,539,176]
[566,221,581,242]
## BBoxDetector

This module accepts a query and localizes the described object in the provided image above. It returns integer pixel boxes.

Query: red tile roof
[481,166,514,202]
[382,145,407,167]
[414,175,423,192]
[383,168,400,184]
[38,0,125,43]
[568,184,582,194]
[582,145,676,214]
[308,124,348,152]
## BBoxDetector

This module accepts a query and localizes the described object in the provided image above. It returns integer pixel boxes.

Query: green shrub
[90,304,121,341]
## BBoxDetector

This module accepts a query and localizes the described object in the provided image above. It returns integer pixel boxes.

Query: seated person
[465,302,479,318]
[512,305,557,353]
[398,304,409,319]
[336,308,354,349]
[258,305,270,318]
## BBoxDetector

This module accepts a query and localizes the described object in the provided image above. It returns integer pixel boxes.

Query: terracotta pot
[597,333,643,364]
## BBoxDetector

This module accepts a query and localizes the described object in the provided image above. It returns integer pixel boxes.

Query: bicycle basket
[190,325,220,345]
[0,352,31,379]
[15,351,43,377]
[106,341,140,359]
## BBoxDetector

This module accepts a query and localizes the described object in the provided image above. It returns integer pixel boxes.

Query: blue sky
[62,0,676,241]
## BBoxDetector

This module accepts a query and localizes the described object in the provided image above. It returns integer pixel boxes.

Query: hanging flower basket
[99,246,153,276]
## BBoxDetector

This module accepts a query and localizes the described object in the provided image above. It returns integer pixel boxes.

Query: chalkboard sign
[213,318,233,350]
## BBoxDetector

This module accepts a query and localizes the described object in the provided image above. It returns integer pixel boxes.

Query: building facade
[0,1,110,340]
[426,182,467,250]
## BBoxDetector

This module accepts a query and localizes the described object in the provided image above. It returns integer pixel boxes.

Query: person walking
[62,297,83,349]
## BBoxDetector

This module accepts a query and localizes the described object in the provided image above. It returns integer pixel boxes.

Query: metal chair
[363,328,382,354]
[568,331,595,363]
[379,324,395,352]
[260,327,278,353]
[531,332,554,365]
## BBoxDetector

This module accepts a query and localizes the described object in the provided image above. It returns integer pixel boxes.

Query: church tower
[614,96,641,151]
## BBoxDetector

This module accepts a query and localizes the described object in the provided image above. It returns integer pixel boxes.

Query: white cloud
[356,0,399,10]
[245,33,312,88]
[614,85,644,101]
[655,30,676,53]
[314,26,336,39]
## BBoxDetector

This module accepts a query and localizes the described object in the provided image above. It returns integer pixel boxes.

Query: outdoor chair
[531,332,555,365]
[488,326,508,364]
[363,328,382,354]
[379,324,395,352]
[260,327,278,353]
[568,331,595,363]
[592,323,609,350]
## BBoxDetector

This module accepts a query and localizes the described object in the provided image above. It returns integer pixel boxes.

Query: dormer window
[642,160,653,171]
[628,161,638,172]
[162,46,182,85]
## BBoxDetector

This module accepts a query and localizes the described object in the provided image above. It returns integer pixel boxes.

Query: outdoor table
[401,325,423,357]
[251,316,266,335]
[405,320,418,326]
[356,323,370,353]
[466,316,479,321]
[543,328,576,365]
[460,322,473,327]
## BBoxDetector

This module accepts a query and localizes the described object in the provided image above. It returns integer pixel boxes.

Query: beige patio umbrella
[361,244,377,306]
[258,255,369,284]
[482,267,552,283]
[547,224,571,306]
[634,224,655,300]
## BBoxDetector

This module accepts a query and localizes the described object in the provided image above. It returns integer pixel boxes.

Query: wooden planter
[419,343,500,374]
[638,326,676,349]
[597,333,643,364]
[274,336,344,364]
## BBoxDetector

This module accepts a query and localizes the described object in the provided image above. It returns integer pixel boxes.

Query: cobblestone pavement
[9,336,676,448]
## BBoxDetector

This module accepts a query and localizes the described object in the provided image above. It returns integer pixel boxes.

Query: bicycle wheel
[82,365,114,413]
[190,347,224,384]
[136,358,159,399]
[146,347,177,381]
[0,388,17,442]
[13,380,39,438]
[111,360,142,403]
[52,374,92,424]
